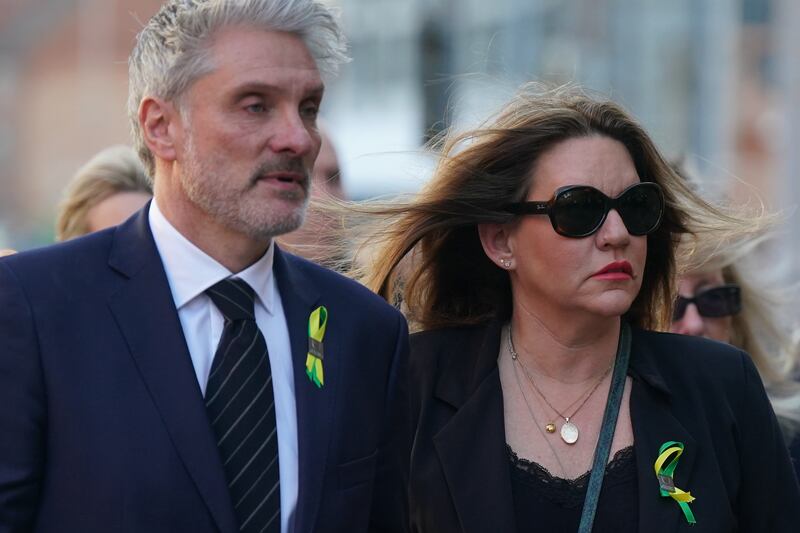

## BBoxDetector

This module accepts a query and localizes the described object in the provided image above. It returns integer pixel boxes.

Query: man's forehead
[197,28,322,91]
[208,25,319,69]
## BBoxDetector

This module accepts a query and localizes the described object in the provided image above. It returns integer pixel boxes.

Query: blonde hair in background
[56,145,152,241]
[678,233,800,437]
[346,83,771,333]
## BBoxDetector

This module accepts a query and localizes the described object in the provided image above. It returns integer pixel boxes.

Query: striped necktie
[205,278,281,533]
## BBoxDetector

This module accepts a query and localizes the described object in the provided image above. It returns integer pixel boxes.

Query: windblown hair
[353,85,766,332]
[56,145,152,241]
[128,0,348,176]
[677,221,800,436]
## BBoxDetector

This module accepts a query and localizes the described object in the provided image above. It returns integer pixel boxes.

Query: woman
[358,86,800,531]
[56,145,152,241]
[670,227,800,479]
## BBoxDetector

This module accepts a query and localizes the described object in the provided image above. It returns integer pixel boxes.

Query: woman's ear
[478,222,515,270]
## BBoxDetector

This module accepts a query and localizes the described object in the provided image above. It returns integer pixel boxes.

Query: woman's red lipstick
[592,260,634,280]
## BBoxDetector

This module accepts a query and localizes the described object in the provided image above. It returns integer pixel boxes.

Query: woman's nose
[596,209,631,248]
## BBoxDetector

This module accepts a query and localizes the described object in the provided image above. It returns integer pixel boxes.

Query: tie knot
[205,278,256,321]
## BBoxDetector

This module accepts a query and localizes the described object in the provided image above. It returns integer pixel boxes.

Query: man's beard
[180,138,310,240]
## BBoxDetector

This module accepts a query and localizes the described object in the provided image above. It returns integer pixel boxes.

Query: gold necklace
[509,353,567,477]
[507,325,612,445]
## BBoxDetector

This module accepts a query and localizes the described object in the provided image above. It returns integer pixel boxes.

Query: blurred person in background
[308,124,345,199]
[56,145,152,240]
[278,124,347,267]
[356,85,800,532]
[0,1,409,532]
[669,167,800,480]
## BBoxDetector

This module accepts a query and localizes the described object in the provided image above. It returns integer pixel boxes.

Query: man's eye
[301,104,319,119]
[245,103,266,113]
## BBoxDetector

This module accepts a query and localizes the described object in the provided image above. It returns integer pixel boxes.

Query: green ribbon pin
[305,306,327,388]
[654,441,696,525]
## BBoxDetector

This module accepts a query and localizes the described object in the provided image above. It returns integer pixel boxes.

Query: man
[0,1,409,532]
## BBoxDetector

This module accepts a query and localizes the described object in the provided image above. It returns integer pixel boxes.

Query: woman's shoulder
[633,328,745,360]
[409,322,499,381]
[631,328,754,395]
[410,324,489,349]
[410,322,499,362]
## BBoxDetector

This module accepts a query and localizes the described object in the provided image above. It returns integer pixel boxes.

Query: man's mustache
[248,158,310,191]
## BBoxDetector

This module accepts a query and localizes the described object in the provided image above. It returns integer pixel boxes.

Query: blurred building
[0,0,163,245]
[330,0,756,195]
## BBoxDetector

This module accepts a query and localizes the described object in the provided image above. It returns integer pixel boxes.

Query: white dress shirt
[149,201,297,532]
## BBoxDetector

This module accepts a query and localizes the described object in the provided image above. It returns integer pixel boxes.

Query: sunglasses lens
[696,286,741,317]
[672,297,689,321]
[672,285,742,322]
[617,184,664,235]
[551,188,606,237]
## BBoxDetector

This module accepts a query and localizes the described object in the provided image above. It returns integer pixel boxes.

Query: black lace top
[508,445,638,532]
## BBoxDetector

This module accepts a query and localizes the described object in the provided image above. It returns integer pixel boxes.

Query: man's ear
[478,222,515,270]
[139,97,180,163]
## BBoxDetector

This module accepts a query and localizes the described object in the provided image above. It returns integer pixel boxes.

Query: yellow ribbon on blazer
[654,441,696,525]
[305,306,327,388]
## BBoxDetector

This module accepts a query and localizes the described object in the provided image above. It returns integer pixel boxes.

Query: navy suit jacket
[408,321,800,532]
[0,208,409,533]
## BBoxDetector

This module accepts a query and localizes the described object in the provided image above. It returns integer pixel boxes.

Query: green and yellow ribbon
[654,441,696,525]
[305,306,328,388]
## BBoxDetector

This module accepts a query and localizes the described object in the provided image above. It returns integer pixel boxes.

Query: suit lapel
[107,207,238,533]
[272,249,333,533]
[629,330,697,533]
[432,322,516,533]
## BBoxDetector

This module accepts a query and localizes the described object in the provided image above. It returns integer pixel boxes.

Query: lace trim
[508,445,636,508]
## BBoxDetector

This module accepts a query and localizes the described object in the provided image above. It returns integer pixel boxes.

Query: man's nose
[268,108,316,157]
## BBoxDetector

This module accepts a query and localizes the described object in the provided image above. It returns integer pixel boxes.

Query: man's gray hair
[128,0,349,177]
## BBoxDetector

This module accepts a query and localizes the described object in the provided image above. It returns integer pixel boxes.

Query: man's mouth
[260,171,306,185]
[251,168,309,194]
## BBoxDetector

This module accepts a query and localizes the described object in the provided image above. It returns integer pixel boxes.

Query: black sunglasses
[672,284,742,321]
[504,182,665,238]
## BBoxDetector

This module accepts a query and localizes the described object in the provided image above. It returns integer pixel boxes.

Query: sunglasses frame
[504,181,665,238]
[672,283,742,321]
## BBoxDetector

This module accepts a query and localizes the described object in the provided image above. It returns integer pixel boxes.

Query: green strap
[577,321,631,533]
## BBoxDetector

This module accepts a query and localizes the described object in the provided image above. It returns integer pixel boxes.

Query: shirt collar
[148,200,275,313]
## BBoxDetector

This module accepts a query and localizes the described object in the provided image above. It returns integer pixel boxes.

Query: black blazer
[408,321,800,532]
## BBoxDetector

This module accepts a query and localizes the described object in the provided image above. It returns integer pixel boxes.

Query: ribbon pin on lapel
[305,306,328,388]
[654,441,696,525]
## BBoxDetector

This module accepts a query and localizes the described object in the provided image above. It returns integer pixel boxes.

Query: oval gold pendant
[560,421,579,444]
[545,423,556,433]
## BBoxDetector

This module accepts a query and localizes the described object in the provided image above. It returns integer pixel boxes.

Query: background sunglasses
[504,182,665,238]
[672,284,742,321]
